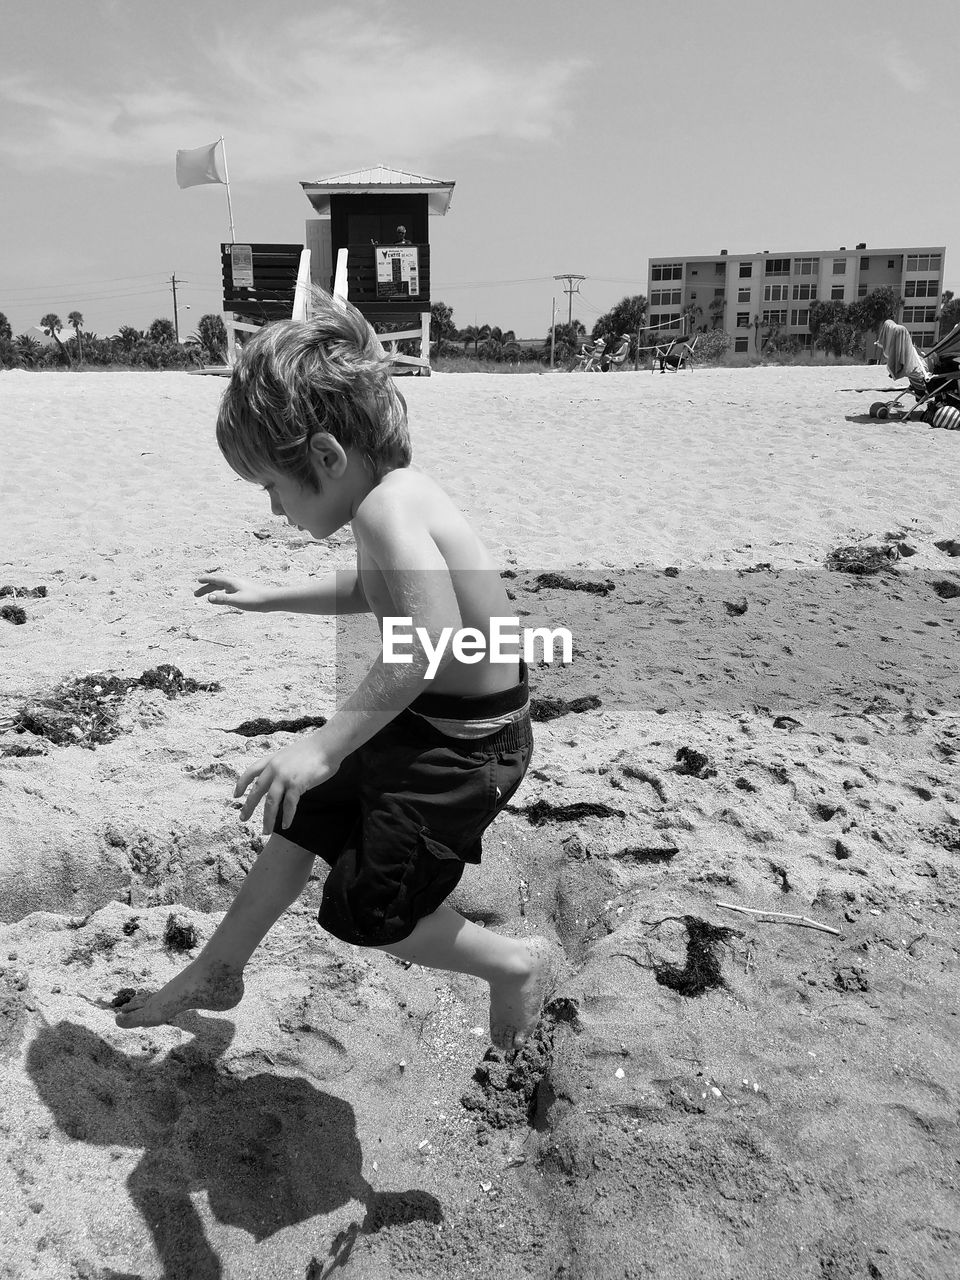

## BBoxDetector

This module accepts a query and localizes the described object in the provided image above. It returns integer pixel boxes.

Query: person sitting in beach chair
[606,334,631,371]
[571,337,606,372]
[584,337,606,372]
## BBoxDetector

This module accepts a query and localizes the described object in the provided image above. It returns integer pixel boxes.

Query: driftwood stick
[715,900,843,937]
[185,631,238,648]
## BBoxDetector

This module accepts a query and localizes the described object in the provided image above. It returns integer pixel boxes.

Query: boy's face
[254,433,360,540]
[257,470,348,540]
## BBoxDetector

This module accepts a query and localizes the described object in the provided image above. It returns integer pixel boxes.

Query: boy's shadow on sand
[27,1014,441,1280]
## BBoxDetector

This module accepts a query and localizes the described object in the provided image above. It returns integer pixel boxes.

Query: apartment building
[646,244,946,351]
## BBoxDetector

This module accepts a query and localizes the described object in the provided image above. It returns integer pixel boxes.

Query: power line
[432,275,555,290]
[0,272,177,296]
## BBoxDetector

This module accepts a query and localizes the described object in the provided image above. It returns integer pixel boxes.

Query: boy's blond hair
[216,291,411,487]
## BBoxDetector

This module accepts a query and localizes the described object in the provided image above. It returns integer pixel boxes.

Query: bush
[690,330,730,364]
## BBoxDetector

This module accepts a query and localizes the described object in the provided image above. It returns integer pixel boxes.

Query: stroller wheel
[869,402,884,418]
[875,404,890,420]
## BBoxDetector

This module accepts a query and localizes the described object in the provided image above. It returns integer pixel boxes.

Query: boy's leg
[375,903,560,1053]
[115,834,316,1028]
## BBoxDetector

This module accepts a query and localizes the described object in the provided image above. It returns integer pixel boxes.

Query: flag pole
[218,136,236,243]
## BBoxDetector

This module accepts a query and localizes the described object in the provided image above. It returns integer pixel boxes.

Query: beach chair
[869,322,960,429]
[654,334,698,372]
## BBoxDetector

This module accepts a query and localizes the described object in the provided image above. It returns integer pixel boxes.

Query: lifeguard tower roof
[300,164,455,216]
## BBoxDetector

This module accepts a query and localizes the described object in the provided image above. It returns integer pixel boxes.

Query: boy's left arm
[236,495,462,834]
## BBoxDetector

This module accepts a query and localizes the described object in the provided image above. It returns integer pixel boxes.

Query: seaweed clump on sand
[163,913,198,952]
[530,694,601,722]
[653,916,738,997]
[517,799,626,826]
[224,714,328,737]
[12,664,221,748]
[535,572,615,596]
[0,605,27,625]
[0,585,47,598]
[825,544,899,575]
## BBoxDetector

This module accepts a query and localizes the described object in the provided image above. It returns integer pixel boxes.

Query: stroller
[870,321,960,429]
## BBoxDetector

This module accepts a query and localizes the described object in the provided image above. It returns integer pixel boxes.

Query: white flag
[176,139,226,189]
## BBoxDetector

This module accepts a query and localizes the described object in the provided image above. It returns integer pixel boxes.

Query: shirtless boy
[116,294,558,1052]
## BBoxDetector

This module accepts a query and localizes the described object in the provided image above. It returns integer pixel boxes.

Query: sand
[0,364,959,1279]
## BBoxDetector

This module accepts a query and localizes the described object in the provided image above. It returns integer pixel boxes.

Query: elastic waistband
[410,660,528,720]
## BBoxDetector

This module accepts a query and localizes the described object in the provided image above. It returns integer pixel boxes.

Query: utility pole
[171,273,186,342]
[554,274,585,328]
[550,297,556,369]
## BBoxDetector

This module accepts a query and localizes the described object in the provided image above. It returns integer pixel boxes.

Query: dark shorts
[277,666,533,947]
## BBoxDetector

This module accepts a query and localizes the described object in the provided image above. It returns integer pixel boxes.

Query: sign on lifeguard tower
[376,245,420,298]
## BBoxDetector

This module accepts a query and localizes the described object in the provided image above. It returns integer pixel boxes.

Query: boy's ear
[308,431,348,477]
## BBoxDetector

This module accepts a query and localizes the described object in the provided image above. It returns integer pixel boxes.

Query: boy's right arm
[195,571,369,615]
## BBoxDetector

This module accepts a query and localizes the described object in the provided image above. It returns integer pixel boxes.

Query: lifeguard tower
[301,164,455,374]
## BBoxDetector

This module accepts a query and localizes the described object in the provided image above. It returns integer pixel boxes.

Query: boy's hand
[235,735,340,833]
[195,574,271,612]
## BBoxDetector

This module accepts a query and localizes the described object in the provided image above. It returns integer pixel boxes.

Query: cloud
[0,10,586,179]
[879,37,927,94]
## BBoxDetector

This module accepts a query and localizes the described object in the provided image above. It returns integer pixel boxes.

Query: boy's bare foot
[488,937,561,1053]
[114,960,244,1028]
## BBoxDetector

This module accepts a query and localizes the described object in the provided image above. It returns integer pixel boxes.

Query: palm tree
[14,333,43,368]
[430,301,457,356]
[460,324,490,359]
[192,314,228,363]
[0,312,12,343]
[39,313,71,365]
[481,326,518,362]
[67,311,85,364]
[147,317,177,345]
[708,296,726,331]
[682,302,703,337]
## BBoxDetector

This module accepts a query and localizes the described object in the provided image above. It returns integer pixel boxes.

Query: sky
[3,0,960,343]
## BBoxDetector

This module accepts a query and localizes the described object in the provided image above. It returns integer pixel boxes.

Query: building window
[912,331,936,346]
[762,309,788,325]
[858,284,868,297]
[765,258,790,275]
[904,279,939,298]
[715,263,726,276]
[798,333,812,348]
[739,263,753,279]
[736,313,750,328]
[714,288,724,298]
[737,288,751,303]
[860,256,870,270]
[651,289,682,306]
[790,309,810,327]
[831,286,845,301]
[652,262,683,281]
[792,283,817,301]
[763,284,790,302]
[887,259,895,268]
[735,337,749,352]
[832,258,847,274]
[690,291,697,299]
[648,313,681,330]
[906,253,942,272]
[902,306,937,324]
[794,257,819,275]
